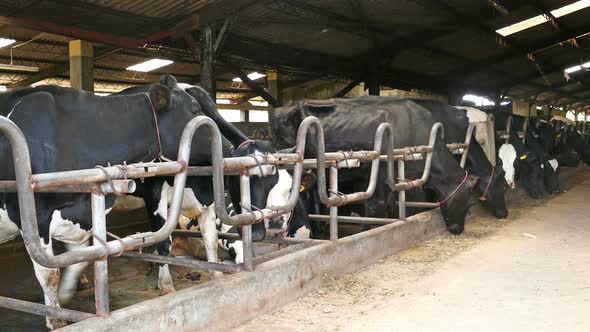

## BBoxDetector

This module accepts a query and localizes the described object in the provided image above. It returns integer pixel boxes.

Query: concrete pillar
[69,40,94,92]
[200,26,216,98]
[266,69,281,110]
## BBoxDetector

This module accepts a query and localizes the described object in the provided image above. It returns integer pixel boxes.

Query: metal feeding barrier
[498,115,527,144]
[0,114,471,324]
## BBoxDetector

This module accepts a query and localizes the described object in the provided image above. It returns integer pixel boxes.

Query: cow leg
[29,238,67,330]
[58,241,89,304]
[47,210,92,305]
[145,180,176,295]
[195,203,222,278]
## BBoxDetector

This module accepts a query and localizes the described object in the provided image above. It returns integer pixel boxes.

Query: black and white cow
[491,112,559,198]
[0,76,282,329]
[270,96,480,235]
[170,84,314,263]
[553,117,590,165]
[411,99,509,219]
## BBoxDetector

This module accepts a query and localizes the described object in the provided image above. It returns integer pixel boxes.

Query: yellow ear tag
[520,154,527,160]
[299,185,305,192]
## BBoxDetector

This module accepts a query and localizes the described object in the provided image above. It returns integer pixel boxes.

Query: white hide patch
[49,210,91,245]
[266,169,293,232]
[499,144,517,188]
[460,106,489,123]
[156,181,210,220]
[0,207,19,244]
[293,226,311,240]
[229,240,244,264]
[549,159,559,172]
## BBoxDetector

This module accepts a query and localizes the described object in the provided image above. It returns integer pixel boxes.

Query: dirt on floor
[233,168,589,332]
[0,169,585,332]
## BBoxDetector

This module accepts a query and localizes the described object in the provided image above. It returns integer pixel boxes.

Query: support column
[69,40,94,92]
[200,26,216,98]
[265,69,281,111]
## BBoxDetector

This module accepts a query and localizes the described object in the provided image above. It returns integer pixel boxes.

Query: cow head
[151,75,211,160]
[477,165,509,218]
[542,160,560,194]
[227,140,280,242]
[514,151,544,199]
[438,174,480,234]
[498,144,517,188]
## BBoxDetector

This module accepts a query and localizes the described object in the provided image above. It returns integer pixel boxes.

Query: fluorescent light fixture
[496,0,590,36]
[216,98,231,104]
[126,59,173,72]
[0,38,16,48]
[565,65,582,73]
[232,72,266,82]
[536,106,543,110]
[565,60,590,74]
[0,63,39,72]
[462,94,495,107]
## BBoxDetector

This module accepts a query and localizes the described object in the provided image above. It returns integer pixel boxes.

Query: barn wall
[282,80,447,103]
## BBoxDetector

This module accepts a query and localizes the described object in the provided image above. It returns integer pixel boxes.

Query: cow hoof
[47,318,68,330]
[159,287,176,296]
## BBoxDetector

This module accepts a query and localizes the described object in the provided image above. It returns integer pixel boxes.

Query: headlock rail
[0,114,467,324]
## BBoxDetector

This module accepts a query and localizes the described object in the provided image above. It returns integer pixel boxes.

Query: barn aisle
[235,169,590,332]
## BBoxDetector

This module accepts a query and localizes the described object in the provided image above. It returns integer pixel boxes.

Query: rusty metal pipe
[459,122,475,168]
[119,251,242,274]
[0,296,95,322]
[0,179,136,193]
[1,116,219,269]
[392,122,443,192]
[171,229,321,245]
[308,214,399,226]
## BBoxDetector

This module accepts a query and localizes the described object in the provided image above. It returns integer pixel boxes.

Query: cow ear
[160,74,178,89]
[300,172,316,192]
[149,84,171,112]
[465,174,480,190]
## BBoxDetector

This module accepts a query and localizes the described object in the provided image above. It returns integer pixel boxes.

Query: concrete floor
[237,170,590,332]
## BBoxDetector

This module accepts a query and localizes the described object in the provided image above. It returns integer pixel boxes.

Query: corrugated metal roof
[79,0,218,19]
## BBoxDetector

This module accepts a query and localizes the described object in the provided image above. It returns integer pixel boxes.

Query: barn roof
[0,0,589,110]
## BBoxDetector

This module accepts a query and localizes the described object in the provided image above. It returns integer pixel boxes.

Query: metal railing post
[459,122,475,168]
[329,166,338,240]
[505,116,512,144]
[239,174,254,271]
[397,159,406,220]
[91,193,109,317]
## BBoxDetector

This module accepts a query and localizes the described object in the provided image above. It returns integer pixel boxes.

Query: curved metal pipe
[459,122,475,168]
[393,122,443,191]
[0,116,218,268]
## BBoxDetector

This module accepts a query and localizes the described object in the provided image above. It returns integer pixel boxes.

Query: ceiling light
[0,38,16,48]
[496,0,590,36]
[0,63,39,72]
[565,65,582,74]
[126,59,173,72]
[232,72,266,82]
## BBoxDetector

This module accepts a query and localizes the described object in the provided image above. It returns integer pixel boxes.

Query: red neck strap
[144,93,164,160]
[438,171,469,206]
